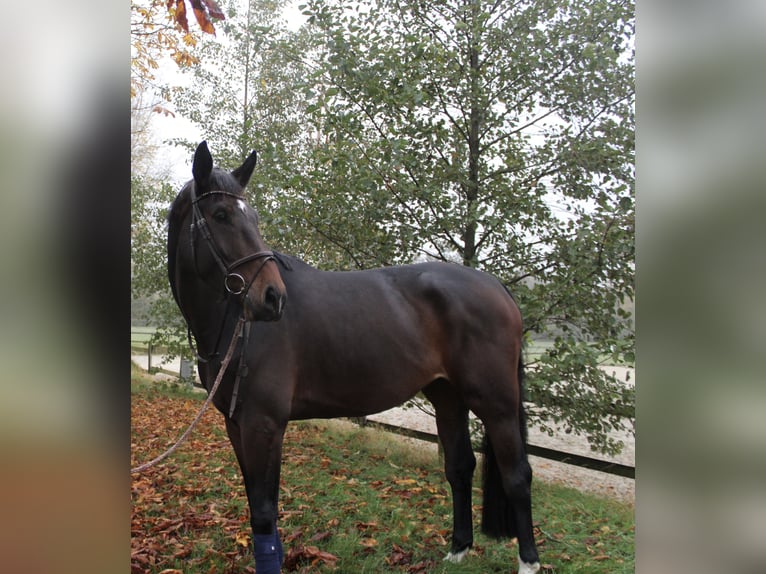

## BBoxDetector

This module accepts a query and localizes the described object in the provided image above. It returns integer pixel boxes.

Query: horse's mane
[166,183,191,313]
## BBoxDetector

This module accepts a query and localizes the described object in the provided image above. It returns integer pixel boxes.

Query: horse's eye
[213,209,228,222]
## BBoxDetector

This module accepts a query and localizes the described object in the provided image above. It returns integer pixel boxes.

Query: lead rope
[228,320,250,418]
[131,317,246,474]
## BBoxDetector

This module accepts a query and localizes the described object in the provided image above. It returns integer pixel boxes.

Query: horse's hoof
[518,559,541,574]
[444,547,469,563]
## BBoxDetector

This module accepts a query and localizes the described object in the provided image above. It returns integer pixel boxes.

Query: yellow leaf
[235,531,250,547]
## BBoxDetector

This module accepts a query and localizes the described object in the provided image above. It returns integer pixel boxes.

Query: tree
[131,85,183,339]
[133,0,634,453]
[133,0,329,355]
[132,91,178,181]
[131,0,224,100]
[299,0,635,454]
[170,0,340,262]
[131,176,190,356]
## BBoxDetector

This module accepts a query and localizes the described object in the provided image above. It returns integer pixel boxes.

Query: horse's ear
[192,141,213,187]
[232,150,258,188]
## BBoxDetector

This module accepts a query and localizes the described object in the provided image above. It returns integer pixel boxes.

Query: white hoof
[443,547,469,563]
[518,559,541,574]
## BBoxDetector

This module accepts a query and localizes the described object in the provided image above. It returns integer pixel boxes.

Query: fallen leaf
[407,560,437,573]
[308,531,332,543]
[594,554,611,560]
[385,543,413,566]
[395,478,417,485]
[234,531,250,547]
[283,544,338,570]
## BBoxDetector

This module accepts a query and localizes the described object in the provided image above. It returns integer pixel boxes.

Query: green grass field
[131,375,634,573]
[130,327,154,342]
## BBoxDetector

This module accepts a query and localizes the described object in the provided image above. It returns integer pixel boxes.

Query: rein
[131,317,246,474]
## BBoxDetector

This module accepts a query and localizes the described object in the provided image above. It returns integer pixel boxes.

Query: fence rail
[359,419,634,479]
[131,339,184,378]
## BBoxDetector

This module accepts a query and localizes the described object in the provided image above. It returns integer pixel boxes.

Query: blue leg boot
[253,532,282,574]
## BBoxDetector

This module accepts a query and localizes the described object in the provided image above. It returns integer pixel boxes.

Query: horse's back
[284,258,519,337]
[278,258,521,351]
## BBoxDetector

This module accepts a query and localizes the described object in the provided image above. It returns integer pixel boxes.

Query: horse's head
[173,141,287,322]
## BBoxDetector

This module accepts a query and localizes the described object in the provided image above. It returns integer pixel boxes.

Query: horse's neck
[182,286,237,358]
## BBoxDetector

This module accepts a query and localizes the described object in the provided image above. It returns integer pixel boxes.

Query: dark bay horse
[167,141,540,574]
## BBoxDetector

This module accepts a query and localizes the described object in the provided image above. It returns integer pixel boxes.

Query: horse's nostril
[265,286,283,313]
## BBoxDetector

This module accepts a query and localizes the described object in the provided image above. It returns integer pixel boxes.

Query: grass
[131,374,634,573]
[131,326,157,346]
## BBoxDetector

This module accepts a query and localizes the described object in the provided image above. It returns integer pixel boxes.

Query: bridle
[184,185,280,418]
[188,186,276,296]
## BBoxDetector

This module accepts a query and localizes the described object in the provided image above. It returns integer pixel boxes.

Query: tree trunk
[463,2,481,268]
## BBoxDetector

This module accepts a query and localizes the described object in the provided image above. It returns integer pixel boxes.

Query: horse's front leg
[226,415,286,574]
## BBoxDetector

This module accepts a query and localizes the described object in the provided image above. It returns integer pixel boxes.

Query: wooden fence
[359,419,634,479]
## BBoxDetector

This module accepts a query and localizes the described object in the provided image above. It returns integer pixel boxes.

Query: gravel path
[368,403,635,505]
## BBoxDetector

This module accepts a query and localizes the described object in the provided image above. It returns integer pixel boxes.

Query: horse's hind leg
[458,352,540,573]
[422,379,476,562]
[481,417,540,574]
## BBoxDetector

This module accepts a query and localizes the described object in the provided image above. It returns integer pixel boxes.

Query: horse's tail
[480,354,528,540]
